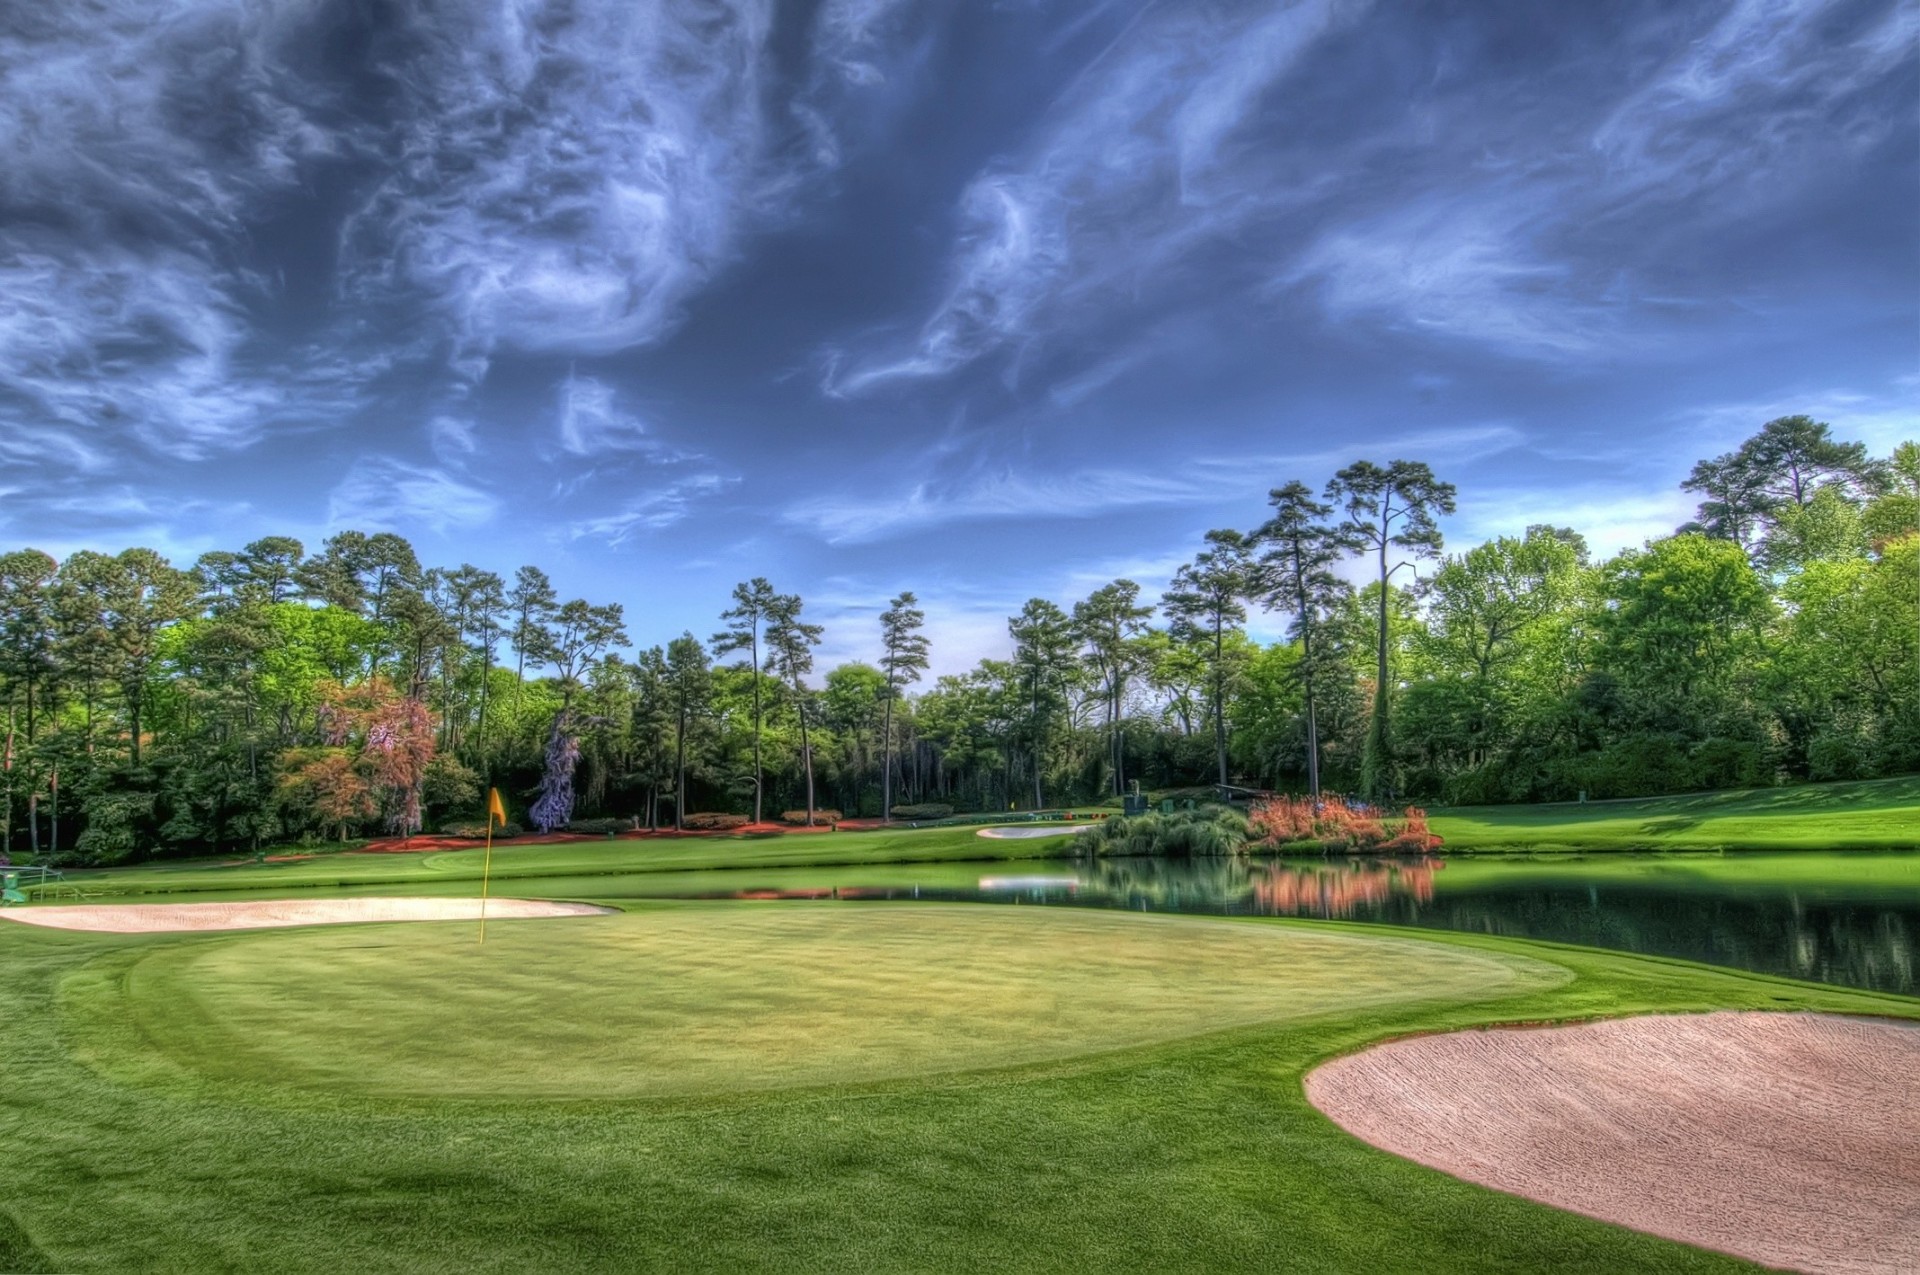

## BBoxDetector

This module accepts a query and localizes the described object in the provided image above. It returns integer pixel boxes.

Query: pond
[497,852,1919,997]
[42,852,1914,997]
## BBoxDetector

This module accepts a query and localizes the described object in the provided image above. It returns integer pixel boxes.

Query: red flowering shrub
[1247,794,1441,854]
[682,812,750,831]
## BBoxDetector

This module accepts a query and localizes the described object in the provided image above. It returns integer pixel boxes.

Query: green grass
[63,908,1562,1101]
[1430,849,1920,900]
[2,900,1914,1272]
[1431,774,1920,851]
[62,824,1065,898]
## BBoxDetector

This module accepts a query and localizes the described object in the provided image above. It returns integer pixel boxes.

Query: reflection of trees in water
[1247,861,1437,917]
[1083,857,1255,911]
[1368,889,1915,997]
[1081,857,1439,918]
[1075,858,1915,995]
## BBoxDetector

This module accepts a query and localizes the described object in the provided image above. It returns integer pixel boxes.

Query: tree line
[0,415,1913,864]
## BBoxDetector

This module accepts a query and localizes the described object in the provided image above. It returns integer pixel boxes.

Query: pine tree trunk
[882,686,895,820]
[1213,618,1229,788]
[797,692,816,826]
[750,630,763,825]
[674,704,687,831]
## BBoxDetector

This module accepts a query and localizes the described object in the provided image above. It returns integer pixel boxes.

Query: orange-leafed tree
[278,678,435,839]
[278,748,374,842]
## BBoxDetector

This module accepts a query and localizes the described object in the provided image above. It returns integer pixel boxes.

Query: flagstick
[479,817,494,946]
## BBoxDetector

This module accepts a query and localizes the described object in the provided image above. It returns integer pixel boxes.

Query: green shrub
[781,809,842,825]
[1807,733,1871,782]
[889,803,954,820]
[438,821,525,839]
[566,817,629,836]
[1080,807,1249,858]
[681,812,750,831]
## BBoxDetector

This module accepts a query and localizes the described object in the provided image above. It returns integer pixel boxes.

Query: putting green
[64,905,1565,1100]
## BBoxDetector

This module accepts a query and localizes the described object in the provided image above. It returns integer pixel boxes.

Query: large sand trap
[0,897,610,933]
[1306,1012,1920,1274]
[975,824,1094,839]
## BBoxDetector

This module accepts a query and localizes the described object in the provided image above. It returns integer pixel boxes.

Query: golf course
[4,799,1918,1272]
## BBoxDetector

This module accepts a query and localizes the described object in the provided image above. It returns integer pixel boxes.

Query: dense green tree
[764,594,824,824]
[1597,534,1772,732]
[1326,460,1456,800]
[663,634,713,830]
[1253,483,1350,799]
[1009,599,1075,808]
[877,591,930,819]
[1071,581,1154,796]
[506,565,558,702]
[712,578,777,824]
[1163,531,1253,789]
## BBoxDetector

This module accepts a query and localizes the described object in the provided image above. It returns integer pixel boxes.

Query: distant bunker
[1306,1012,1920,1275]
[1,898,610,933]
[974,824,1095,840]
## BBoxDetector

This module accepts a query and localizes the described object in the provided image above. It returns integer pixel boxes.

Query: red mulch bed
[350,818,891,856]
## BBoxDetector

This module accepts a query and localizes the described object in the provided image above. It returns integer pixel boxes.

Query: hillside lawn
[3,900,1914,1273]
[1428,774,1920,851]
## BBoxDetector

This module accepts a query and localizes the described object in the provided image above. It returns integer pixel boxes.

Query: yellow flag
[487,787,506,828]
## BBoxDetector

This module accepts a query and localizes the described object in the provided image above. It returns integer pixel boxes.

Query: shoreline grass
[1429,774,1920,851]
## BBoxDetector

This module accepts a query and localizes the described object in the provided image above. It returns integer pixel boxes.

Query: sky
[1,0,1915,675]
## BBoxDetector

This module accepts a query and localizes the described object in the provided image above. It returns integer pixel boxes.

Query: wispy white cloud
[0,248,295,458]
[327,458,500,534]
[555,374,685,459]
[341,0,778,361]
[428,416,478,464]
[0,3,381,465]
[825,0,1363,394]
[786,424,1525,543]
[1283,194,1607,356]
[566,474,738,545]
[1592,0,1917,201]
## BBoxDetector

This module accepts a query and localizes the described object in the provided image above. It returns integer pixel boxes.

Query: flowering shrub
[1247,795,1441,854]
[889,803,955,820]
[682,812,750,831]
[781,809,843,825]
[439,820,525,839]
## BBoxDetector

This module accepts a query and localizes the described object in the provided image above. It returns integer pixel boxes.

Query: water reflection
[671,854,1917,997]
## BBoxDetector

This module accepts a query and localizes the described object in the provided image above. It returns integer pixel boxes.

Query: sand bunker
[0,897,610,933]
[975,824,1094,839]
[1306,1012,1920,1274]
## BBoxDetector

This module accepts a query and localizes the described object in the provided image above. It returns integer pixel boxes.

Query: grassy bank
[53,824,1066,898]
[2,900,1912,1273]
[1430,774,1920,851]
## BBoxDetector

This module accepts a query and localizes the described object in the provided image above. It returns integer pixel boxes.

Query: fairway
[62,906,1564,1100]
[1431,775,1920,851]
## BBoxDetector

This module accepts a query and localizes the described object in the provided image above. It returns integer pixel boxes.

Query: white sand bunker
[975,824,1094,839]
[1307,1012,1920,1274]
[0,897,610,933]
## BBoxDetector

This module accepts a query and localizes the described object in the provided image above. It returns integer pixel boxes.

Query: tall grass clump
[1079,807,1250,858]
[1248,795,1440,854]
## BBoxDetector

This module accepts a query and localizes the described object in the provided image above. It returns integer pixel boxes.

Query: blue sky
[1,0,1915,673]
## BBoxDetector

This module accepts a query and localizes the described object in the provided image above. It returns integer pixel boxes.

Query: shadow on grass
[1638,817,1705,834]
[0,1210,53,1273]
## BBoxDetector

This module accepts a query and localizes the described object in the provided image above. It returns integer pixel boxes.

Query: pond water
[45,852,1915,997]
[497,853,1918,997]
